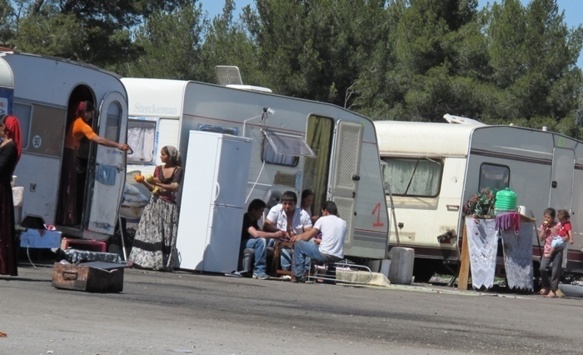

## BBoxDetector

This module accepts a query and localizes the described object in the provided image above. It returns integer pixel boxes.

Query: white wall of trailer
[375,121,473,260]
[122,78,186,177]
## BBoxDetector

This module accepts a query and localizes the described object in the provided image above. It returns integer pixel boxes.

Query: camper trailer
[0,51,128,240]
[375,116,583,280]
[121,78,389,265]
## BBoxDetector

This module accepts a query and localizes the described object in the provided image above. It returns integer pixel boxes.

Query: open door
[87,91,128,235]
[329,120,363,248]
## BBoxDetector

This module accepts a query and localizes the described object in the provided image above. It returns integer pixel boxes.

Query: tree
[121,2,206,80]
[243,0,387,106]
[360,0,486,121]
[199,0,259,85]
[485,0,583,121]
[0,0,13,46]
[13,0,194,68]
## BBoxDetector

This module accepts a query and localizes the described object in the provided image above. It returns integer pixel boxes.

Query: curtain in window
[127,126,155,163]
[304,115,333,213]
[383,158,442,196]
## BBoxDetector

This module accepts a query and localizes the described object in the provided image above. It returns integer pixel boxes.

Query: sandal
[539,288,549,295]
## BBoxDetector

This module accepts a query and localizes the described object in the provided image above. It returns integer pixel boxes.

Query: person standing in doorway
[0,115,22,276]
[129,146,183,271]
[57,101,130,225]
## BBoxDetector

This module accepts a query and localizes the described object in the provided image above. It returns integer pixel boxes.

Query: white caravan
[375,117,583,280]
[121,78,389,260]
[0,51,128,240]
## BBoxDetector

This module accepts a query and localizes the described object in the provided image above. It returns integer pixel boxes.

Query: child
[549,209,574,256]
[539,208,559,258]
[537,208,563,298]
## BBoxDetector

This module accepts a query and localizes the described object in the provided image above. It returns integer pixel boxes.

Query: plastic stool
[60,237,107,252]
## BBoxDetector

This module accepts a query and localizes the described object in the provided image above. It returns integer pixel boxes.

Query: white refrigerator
[176,131,252,273]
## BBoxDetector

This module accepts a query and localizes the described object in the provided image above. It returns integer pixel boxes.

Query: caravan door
[549,147,574,211]
[87,91,128,235]
[329,121,363,247]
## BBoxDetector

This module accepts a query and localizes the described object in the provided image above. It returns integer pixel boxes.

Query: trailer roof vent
[216,65,272,93]
[443,113,486,126]
[216,65,243,85]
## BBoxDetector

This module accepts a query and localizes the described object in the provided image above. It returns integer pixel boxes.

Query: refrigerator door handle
[214,181,220,203]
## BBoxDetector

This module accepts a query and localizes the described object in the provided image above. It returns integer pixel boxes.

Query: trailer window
[103,101,121,142]
[479,164,509,192]
[261,130,316,167]
[127,118,157,164]
[12,103,31,150]
[381,157,442,197]
[262,139,299,166]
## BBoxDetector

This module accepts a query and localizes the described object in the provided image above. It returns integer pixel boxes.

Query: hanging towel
[500,222,534,291]
[96,164,117,186]
[495,212,521,233]
[465,218,498,290]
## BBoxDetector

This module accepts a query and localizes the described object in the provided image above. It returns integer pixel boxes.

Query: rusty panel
[26,105,66,157]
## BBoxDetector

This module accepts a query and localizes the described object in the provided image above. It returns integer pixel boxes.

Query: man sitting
[241,199,286,280]
[289,201,347,283]
[263,190,312,270]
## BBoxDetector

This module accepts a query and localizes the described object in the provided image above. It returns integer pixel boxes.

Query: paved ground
[1,264,582,355]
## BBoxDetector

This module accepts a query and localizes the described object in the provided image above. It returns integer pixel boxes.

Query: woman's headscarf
[2,115,22,162]
[163,145,182,166]
[75,100,95,118]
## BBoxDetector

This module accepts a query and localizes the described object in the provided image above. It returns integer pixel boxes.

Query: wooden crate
[52,262,125,293]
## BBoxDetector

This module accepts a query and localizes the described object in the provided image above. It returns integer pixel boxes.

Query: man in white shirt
[289,201,346,282]
[263,190,312,270]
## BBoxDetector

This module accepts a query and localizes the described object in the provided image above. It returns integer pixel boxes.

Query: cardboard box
[52,262,126,293]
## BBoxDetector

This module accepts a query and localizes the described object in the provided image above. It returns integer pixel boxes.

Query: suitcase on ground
[52,261,126,293]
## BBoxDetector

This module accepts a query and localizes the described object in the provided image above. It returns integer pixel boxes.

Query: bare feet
[545,291,557,298]
[539,288,550,295]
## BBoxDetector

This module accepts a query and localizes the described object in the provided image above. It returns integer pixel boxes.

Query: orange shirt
[64,117,97,150]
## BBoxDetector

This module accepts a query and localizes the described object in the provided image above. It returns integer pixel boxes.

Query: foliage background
[1,0,582,134]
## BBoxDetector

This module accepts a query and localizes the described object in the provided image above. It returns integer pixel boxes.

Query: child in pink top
[549,209,573,256]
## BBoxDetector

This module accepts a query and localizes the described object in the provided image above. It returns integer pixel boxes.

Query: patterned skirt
[129,196,178,271]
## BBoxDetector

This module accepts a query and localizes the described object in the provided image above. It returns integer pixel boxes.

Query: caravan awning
[263,129,316,158]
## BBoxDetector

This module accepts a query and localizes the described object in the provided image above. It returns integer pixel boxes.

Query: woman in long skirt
[129,146,182,271]
[0,115,22,276]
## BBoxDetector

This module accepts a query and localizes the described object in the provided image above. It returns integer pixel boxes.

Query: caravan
[122,78,389,263]
[0,51,128,241]
[375,116,583,280]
